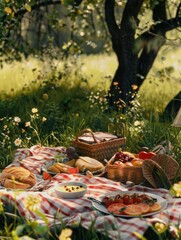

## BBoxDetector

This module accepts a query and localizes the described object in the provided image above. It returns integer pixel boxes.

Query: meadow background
[1,46,181,111]
[0,45,181,171]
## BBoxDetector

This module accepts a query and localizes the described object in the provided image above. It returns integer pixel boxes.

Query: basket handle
[75,128,100,143]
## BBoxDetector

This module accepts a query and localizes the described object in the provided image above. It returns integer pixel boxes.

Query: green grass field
[0,47,180,114]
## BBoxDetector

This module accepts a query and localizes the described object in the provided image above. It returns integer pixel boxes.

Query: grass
[1,45,181,104]
[0,50,180,162]
[0,49,180,158]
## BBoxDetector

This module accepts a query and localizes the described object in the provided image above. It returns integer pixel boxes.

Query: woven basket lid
[151,154,179,180]
[142,159,171,189]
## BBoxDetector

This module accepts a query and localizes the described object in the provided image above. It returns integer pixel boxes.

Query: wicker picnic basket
[72,129,126,164]
[106,155,144,184]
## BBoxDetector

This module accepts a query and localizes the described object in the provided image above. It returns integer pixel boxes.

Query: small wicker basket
[72,129,126,164]
[106,156,144,184]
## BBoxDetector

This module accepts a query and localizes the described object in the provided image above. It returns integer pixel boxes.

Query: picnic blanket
[1,145,181,240]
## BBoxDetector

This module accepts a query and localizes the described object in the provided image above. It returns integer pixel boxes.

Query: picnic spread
[0,131,181,240]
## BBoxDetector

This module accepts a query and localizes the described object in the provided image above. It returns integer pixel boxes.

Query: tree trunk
[105,0,144,111]
[105,0,180,112]
[162,91,181,120]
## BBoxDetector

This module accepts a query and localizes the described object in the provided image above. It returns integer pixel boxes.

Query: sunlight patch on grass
[0,57,47,95]
[0,46,180,112]
[79,53,117,90]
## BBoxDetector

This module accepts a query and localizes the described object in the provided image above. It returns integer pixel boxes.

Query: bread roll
[47,163,69,173]
[0,166,36,189]
[75,156,104,173]
[47,165,61,173]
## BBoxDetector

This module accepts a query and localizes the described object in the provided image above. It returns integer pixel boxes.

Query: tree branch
[121,0,144,26]
[136,0,181,88]
[135,17,181,53]
[176,2,181,17]
[105,0,119,38]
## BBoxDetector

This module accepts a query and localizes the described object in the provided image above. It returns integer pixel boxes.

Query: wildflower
[22,128,25,133]
[31,113,39,119]
[14,116,21,123]
[169,225,179,239]
[131,84,138,90]
[24,195,41,212]
[172,181,181,197]
[134,120,141,127]
[25,121,31,127]
[113,81,119,86]
[14,138,22,146]
[42,117,47,122]
[59,228,72,240]
[32,108,38,113]
[3,125,7,130]
[154,222,167,234]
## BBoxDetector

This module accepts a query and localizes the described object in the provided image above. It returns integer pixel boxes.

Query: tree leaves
[62,0,74,7]
[25,4,31,12]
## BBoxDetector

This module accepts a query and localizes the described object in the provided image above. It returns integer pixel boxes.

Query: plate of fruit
[89,191,167,218]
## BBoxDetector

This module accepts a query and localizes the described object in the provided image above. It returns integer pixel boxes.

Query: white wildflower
[3,125,8,130]
[42,117,47,122]
[14,138,22,146]
[134,120,141,126]
[14,116,21,123]
[31,108,38,113]
[25,121,31,127]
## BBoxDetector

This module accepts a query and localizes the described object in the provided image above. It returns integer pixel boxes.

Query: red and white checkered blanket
[1,145,181,240]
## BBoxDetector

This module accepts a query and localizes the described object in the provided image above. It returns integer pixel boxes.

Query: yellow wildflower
[59,228,72,240]
[172,181,181,197]
[24,195,41,212]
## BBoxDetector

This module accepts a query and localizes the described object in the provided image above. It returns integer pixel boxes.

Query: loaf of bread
[0,166,36,189]
[75,156,104,173]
